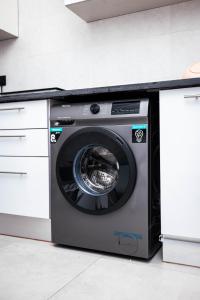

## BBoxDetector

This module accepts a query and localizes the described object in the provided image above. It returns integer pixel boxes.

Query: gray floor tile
[0,234,16,249]
[101,248,200,277]
[0,235,101,300]
[50,256,200,300]
[1,235,200,300]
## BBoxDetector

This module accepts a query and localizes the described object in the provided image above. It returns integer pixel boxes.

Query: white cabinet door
[0,157,49,218]
[0,129,48,157]
[160,87,200,239]
[0,100,48,129]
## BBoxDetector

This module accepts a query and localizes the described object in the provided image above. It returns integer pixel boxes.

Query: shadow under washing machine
[50,98,160,259]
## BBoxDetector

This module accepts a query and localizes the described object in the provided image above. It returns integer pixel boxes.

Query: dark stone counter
[0,78,200,103]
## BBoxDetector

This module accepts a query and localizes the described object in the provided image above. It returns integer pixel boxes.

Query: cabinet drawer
[0,157,49,218]
[0,129,48,157]
[0,100,48,129]
[160,87,200,239]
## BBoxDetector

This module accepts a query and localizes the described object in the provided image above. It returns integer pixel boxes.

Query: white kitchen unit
[0,100,51,241]
[0,100,47,129]
[0,129,48,156]
[0,157,49,218]
[65,0,190,22]
[160,87,200,267]
[0,0,18,40]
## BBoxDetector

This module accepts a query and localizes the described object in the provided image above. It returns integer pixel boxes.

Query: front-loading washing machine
[50,98,160,259]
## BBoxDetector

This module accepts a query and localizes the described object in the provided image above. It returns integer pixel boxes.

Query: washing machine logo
[113,231,143,240]
[132,124,147,143]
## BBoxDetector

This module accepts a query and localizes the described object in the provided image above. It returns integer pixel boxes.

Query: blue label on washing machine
[132,124,147,130]
[50,127,63,143]
[113,231,143,240]
[50,127,63,133]
[132,124,147,143]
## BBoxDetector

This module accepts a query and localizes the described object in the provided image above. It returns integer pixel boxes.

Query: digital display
[111,101,140,115]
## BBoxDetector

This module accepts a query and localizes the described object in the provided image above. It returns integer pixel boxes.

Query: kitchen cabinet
[0,157,49,218]
[0,129,48,156]
[0,100,50,241]
[0,0,18,41]
[160,87,200,267]
[0,100,48,129]
[65,0,190,22]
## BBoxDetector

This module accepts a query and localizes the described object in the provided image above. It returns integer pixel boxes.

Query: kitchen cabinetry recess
[160,87,200,267]
[0,100,50,241]
[65,0,190,22]
[0,0,18,40]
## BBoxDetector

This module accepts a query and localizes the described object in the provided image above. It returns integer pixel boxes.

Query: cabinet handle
[0,135,26,138]
[184,94,200,100]
[0,107,25,112]
[0,171,27,175]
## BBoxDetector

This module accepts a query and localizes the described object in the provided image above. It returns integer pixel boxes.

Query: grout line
[46,256,102,300]
[142,259,200,277]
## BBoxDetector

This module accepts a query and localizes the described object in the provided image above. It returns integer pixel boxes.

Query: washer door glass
[56,127,137,215]
[73,145,119,196]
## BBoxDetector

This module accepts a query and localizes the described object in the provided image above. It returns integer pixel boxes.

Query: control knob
[90,103,100,114]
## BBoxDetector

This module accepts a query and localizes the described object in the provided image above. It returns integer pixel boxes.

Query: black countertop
[0,78,200,103]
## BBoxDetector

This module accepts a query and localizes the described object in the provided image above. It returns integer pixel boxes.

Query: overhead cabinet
[0,0,18,40]
[65,0,190,22]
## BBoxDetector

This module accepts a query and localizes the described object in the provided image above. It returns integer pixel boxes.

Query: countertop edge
[0,78,200,103]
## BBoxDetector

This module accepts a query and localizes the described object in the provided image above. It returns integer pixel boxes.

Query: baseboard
[0,213,51,241]
[162,236,200,268]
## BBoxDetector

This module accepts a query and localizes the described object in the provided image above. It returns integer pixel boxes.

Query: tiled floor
[0,235,200,300]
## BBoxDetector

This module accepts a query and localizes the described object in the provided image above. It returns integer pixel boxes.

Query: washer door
[56,127,137,215]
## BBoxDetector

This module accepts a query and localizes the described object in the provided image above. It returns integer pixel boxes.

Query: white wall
[0,0,199,92]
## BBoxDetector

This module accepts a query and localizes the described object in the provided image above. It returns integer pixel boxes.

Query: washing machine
[50,98,160,259]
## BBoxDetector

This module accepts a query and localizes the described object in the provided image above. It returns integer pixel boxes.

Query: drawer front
[0,100,48,129]
[0,129,48,156]
[0,157,49,218]
[160,87,200,239]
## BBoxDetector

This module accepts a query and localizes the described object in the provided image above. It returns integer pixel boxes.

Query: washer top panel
[51,99,149,121]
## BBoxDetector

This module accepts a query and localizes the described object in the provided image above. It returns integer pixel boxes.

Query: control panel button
[90,104,100,114]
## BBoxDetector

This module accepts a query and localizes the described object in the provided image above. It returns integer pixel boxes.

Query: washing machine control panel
[50,99,148,122]
[111,101,140,115]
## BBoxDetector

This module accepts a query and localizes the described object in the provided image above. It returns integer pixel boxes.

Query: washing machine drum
[56,127,137,215]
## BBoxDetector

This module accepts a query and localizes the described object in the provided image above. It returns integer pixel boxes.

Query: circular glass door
[73,145,119,196]
[56,127,137,215]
